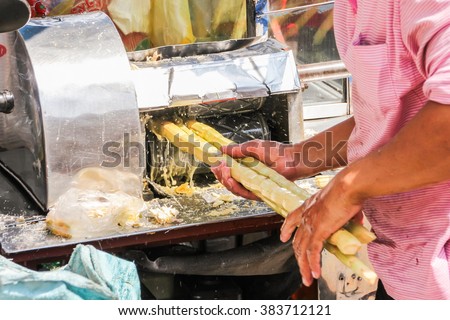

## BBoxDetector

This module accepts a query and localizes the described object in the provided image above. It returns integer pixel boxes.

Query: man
[212,0,450,299]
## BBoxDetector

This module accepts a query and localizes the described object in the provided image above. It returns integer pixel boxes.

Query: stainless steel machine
[0,0,376,300]
[0,1,299,261]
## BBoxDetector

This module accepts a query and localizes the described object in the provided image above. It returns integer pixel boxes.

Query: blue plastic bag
[0,244,140,300]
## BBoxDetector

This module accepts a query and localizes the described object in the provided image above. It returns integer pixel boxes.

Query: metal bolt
[0,90,14,113]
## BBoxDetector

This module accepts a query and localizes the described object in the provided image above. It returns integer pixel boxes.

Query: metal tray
[0,172,321,255]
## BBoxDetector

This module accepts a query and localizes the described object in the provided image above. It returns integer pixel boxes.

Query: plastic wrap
[45,168,147,239]
[148,0,195,47]
[211,0,247,40]
[43,0,248,51]
[107,0,151,36]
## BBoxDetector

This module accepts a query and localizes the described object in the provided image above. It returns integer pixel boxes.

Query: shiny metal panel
[0,185,274,254]
[132,38,301,111]
[1,12,143,209]
[0,31,47,210]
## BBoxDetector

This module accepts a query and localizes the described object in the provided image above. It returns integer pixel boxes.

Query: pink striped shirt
[334,0,450,299]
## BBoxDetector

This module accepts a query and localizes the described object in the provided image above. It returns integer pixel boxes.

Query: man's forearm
[339,102,450,202]
[293,117,355,177]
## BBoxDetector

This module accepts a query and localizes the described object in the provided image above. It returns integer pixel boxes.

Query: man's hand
[211,139,303,200]
[279,171,364,286]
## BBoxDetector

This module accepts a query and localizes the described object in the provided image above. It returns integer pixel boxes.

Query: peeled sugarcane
[156,121,304,217]
[158,120,366,254]
[187,120,311,200]
[187,120,375,248]
[157,121,304,221]
[186,120,363,253]
[182,120,378,283]
[152,120,377,283]
[314,174,334,189]
[327,229,363,255]
[186,120,235,148]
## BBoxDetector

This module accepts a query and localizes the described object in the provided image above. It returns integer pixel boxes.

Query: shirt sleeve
[400,0,450,105]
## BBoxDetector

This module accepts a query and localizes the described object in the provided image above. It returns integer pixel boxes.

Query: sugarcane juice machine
[0,0,306,297]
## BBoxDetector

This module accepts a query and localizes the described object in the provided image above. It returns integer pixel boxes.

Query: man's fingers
[280,204,304,242]
[293,230,314,287]
[210,161,228,183]
[307,240,323,280]
[226,177,260,201]
[281,194,318,243]
[211,161,260,201]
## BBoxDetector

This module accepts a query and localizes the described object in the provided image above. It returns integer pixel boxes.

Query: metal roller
[0,0,30,33]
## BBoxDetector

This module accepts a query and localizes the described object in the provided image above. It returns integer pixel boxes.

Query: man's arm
[211,117,355,199]
[341,101,450,200]
[291,116,355,178]
[281,101,450,287]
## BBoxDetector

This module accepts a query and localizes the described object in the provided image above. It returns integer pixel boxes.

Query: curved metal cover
[0,30,47,211]
[16,12,142,208]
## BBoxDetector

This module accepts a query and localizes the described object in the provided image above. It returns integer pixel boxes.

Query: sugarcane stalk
[314,174,334,189]
[327,229,362,255]
[344,220,377,244]
[251,189,290,218]
[155,121,363,255]
[187,121,376,254]
[153,121,377,277]
[186,120,235,148]
[158,121,221,166]
[158,121,302,215]
[239,157,310,200]
[187,120,310,200]
[324,243,378,285]
[183,120,377,275]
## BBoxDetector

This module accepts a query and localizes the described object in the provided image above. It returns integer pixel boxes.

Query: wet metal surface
[0,178,319,255]
[0,183,272,254]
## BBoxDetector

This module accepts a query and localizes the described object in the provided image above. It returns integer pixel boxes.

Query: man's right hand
[210,139,305,200]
